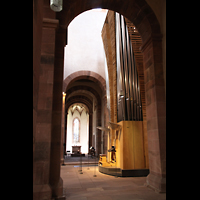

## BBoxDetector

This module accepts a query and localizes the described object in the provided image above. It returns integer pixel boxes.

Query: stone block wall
[101,10,117,124]
[33,1,166,197]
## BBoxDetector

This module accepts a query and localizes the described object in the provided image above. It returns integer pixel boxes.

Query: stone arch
[64,75,105,156]
[51,0,165,196]
[63,70,106,95]
[66,86,101,105]
[57,0,161,44]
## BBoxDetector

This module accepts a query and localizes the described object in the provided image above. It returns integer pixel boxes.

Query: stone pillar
[89,113,93,151]
[61,92,66,164]
[49,26,66,199]
[141,36,166,193]
[64,112,68,154]
[33,17,59,200]
[33,1,43,198]
[97,106,102,155]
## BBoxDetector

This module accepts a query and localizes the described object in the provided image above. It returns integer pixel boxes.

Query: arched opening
[66,105,90,155]
[64,71,107,156]
[33,1,166,199]
[55,3,165,190]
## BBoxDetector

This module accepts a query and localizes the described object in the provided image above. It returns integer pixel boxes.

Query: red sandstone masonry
[34,1,166,198]
[63,71,106,95]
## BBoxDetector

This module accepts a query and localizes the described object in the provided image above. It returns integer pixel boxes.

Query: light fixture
[50,0,63,12]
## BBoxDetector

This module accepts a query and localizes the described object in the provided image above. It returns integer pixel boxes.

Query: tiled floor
[61,164,166,200]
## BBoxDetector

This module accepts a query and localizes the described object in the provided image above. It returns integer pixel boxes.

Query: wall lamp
[50,0,63,12]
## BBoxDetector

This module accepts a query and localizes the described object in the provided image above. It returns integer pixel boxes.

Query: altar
[72,145,81,154]
[71,146,85,157]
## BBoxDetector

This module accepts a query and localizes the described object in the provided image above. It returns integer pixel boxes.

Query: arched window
[73,118,80,143]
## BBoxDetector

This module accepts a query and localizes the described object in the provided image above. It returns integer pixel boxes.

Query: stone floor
[61,163,166,200]
[64,154,98,164]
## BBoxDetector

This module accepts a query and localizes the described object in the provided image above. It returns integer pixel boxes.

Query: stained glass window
[73,118,80,143]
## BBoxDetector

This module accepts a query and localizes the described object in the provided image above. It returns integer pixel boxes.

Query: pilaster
[141,35,166,193]
[33,16,59,200]
[49,26,66,198]
[61,92,66,164]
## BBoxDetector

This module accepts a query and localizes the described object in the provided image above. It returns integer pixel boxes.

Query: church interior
[33,0,166,199]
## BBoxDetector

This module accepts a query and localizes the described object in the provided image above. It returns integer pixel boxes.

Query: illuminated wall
[66,109,89,154]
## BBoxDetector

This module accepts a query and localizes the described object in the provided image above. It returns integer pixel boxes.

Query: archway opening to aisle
[66,103,89,154]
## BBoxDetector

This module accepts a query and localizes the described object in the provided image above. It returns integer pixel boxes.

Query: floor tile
[61,164,166,200]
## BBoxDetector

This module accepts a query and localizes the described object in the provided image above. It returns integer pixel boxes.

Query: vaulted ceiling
[68,103,89,116]
[65,78,102,115]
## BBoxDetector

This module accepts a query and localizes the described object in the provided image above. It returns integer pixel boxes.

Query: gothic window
[73,118,80,143]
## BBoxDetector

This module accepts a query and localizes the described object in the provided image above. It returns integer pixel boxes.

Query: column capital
[43,18,59,29]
